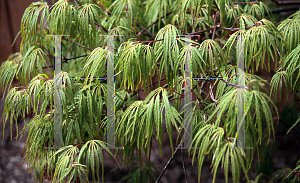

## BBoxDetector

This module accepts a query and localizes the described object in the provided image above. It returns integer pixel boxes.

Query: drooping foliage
[1,0,300,182]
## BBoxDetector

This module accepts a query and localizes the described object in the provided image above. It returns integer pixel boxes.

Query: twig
[220,79,250,90]
[174,25,187,35]
[43,28,93,51]
[190,21,259,35]
[141,77,166,92]
[74,0,80,7]
[137,39,163,44]
[130,77,167,98]
[42,55,87,69]
[181,148,189,183]
[165,88,184,96]
[133,18,155,39]
[147,139,152,182]
[37,43,53,58]
[63,54,88,61]
[94,21,108,33]
[92,0,112,15]
[62,37,93,51]
[15,86,28,89]
[136,12,172,38]
[208,84,217,103]
[212,11,219,40]
[208,84,219,124]
[208,83,226,127]
[169,96,184,101]
[70,152,80,166]
[190,27,215,35]
[233,1,260,4]
[231,16,241,30]
[218,26,240,31]
[154,144,181,183]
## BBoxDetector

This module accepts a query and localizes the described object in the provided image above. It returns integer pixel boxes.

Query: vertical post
[236,35,252,149]
[54,35,63,149]
[183,35,192,149]
[107,35,115,148]
[47,34,69,149]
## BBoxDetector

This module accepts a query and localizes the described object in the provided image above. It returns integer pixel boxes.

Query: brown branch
[93,21,108,33]
[74,0,80,7]
[231,16,241,29]
[155,144,182,183]
[189,26,215,35]
[208,83,225,127]
[130,77,167,98]
[137,39,163,44]
[233,1,260,4]
[190,21,259,35]
[92,0,112,15]
[181,148,189,183]
[62,37,93,51]
[43,28,93,51]
[15,86,28,89]
[64,54,88,61]
[133,18,155,39]
[220,79,250,90]
[136,12,172,38]
[169,96,184,101]
[212,11,220,40]
[42,55,87,69]
[165,88,184,96]
[136,20,259,43]
[37,43,52,57]
[174,25,187,35]
[218,26,240,31]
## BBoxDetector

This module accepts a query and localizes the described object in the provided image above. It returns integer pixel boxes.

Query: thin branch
[133,18,155,39]
[64,54,88,61]
[15,86,28,89]
[37,43,53,57]
[174,25,187,35]
[141,77,166,92]
[208,84,220,125]
[218,26,240,31]
[169,96,184,101]
[220,79,250,90]
[208,83,226,128]
[74,0,80,7]
[43,28,93,51]
[231,16,241,29]
[190,26,215,35]
[165,88,184,96]
[181,148,189,183]
[137,39,163,44]
[212,11,220,40]
[155,144,181,183]
[70,152,80,166]
[92,0,112,15]
[136,12,172,38]
[130,77,167,98]
[62,37,93,51]
[94,21,108,33]
[42,55,87,69]
[190,21,259,35]
[209,84,217,103]
[233,1,260,4]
